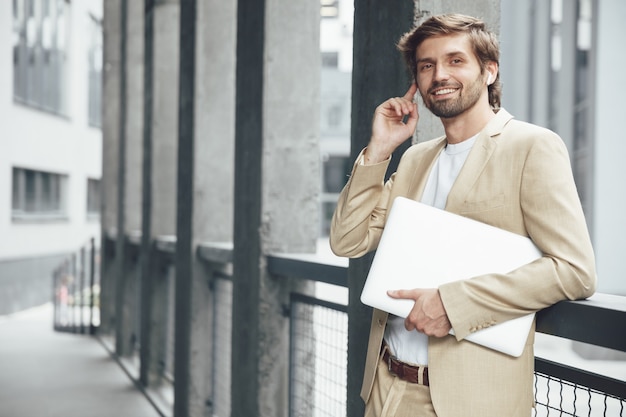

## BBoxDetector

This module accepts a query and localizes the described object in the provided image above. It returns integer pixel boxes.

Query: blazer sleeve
[438,132,597,341]
[329,149,393,258]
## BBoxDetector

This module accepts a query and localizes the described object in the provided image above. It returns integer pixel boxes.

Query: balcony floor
[0,304,160,417]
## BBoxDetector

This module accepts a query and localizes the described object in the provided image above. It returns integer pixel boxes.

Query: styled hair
[397,14,501,109]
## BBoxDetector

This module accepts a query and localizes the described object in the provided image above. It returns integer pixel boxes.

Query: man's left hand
[387,288,452,337]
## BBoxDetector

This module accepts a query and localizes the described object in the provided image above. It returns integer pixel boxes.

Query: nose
[433,65,450,83]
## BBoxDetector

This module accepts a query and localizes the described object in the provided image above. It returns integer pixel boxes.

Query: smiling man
[330,14,596,417]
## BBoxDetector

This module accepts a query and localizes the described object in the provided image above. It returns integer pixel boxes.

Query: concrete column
[231,0,320,416]
[528,1,551,128]
[109,0,146,359]
[152,0,180,238]
[136,0,182,391]
[348,3,414,415]
[183,0,238,415]
[124,0,145,233]
[102,0,121,239]
[100,0,122,336]
[103,0,134,356]
[194,0,237,243]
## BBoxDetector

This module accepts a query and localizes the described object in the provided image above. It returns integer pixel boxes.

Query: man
[330,14,596,417]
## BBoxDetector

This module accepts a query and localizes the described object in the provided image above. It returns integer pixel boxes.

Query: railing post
[79,245,86,334]
[89,237,97,335]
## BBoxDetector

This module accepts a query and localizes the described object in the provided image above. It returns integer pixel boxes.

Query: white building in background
[0,0,103,314]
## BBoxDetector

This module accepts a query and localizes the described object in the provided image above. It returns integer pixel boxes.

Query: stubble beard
[422,76,484,119]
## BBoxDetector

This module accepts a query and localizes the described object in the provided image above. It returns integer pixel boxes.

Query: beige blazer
[330,109,596,417]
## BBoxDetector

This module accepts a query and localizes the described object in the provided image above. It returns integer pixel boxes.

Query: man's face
[415,33,487,118]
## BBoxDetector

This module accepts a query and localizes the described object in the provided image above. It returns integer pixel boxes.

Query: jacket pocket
[460,193,505,213]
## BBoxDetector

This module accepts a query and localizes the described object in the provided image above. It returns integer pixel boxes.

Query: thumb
[387,289,418,299]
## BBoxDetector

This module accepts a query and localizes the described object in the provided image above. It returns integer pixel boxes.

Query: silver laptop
[360,196,542,357]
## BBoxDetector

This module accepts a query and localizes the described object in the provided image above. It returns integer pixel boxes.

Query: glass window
[88,15,103,128]
[12,167,68,220]
[12,0,69,116]
[321,0,339,18]
[87,178,101,218]
[321,52,339,68]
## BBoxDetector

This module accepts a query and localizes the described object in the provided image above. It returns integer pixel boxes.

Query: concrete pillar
[152,0,180,238]
[347,1,500,415]
[348,3,414,415]
[230,0,320,416]
[132,0,181,394]
[183,0,238,415]
[102,0,134,356]
[100,0,122,337]
[102,0,121,239]
[124,0,145,233]
[194,0,237,243]
[110,0,146,359]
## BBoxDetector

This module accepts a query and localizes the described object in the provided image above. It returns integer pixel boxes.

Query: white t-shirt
[384,134,478,365]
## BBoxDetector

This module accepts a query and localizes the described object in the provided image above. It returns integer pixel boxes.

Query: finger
[387,289,420,299]
[386,98,411,117]
[402,83,418,101]
[405,103,418,127]
[404,316,416,332]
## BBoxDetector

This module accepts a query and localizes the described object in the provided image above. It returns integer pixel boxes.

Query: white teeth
[434,88,456,95]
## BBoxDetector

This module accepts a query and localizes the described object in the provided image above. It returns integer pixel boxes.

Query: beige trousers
[364,356,438,417]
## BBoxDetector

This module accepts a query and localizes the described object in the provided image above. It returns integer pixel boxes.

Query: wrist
[363,146,390,165]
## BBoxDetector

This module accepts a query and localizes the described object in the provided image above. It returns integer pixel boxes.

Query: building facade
[0,0,103,314]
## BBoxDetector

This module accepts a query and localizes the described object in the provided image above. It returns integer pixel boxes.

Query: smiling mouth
[432,88,458,96]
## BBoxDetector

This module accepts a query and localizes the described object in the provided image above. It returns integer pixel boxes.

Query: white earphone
[487,73,492,85]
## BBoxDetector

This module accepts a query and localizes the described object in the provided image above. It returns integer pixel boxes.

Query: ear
[486,61,499,85]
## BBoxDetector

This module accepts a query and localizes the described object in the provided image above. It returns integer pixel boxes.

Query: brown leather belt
[382,347,430,386]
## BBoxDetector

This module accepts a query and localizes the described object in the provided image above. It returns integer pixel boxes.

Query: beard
[421,75,484,118]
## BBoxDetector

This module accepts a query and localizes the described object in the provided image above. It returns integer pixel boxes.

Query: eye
[419,63,433,72]
[451,58,463,64]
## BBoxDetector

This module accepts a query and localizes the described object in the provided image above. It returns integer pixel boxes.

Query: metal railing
[57,236,626,417]
[52,237,100,335]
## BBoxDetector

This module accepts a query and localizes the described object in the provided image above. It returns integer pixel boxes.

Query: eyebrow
[416,50,470,65]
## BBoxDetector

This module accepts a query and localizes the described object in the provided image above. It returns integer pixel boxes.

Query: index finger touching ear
[403,83,418,100]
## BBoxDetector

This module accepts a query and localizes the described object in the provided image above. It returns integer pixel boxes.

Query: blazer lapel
[445,109,514,213]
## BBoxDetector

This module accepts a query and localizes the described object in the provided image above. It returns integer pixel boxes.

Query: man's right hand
[364,83,419,165]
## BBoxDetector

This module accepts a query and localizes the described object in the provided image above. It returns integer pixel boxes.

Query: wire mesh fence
[210,275,233,417]
[287,291,625,417]
[534,373,625,417]
[289,293,348,417]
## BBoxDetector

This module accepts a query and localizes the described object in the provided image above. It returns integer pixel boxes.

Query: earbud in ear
[487,73,492,85]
